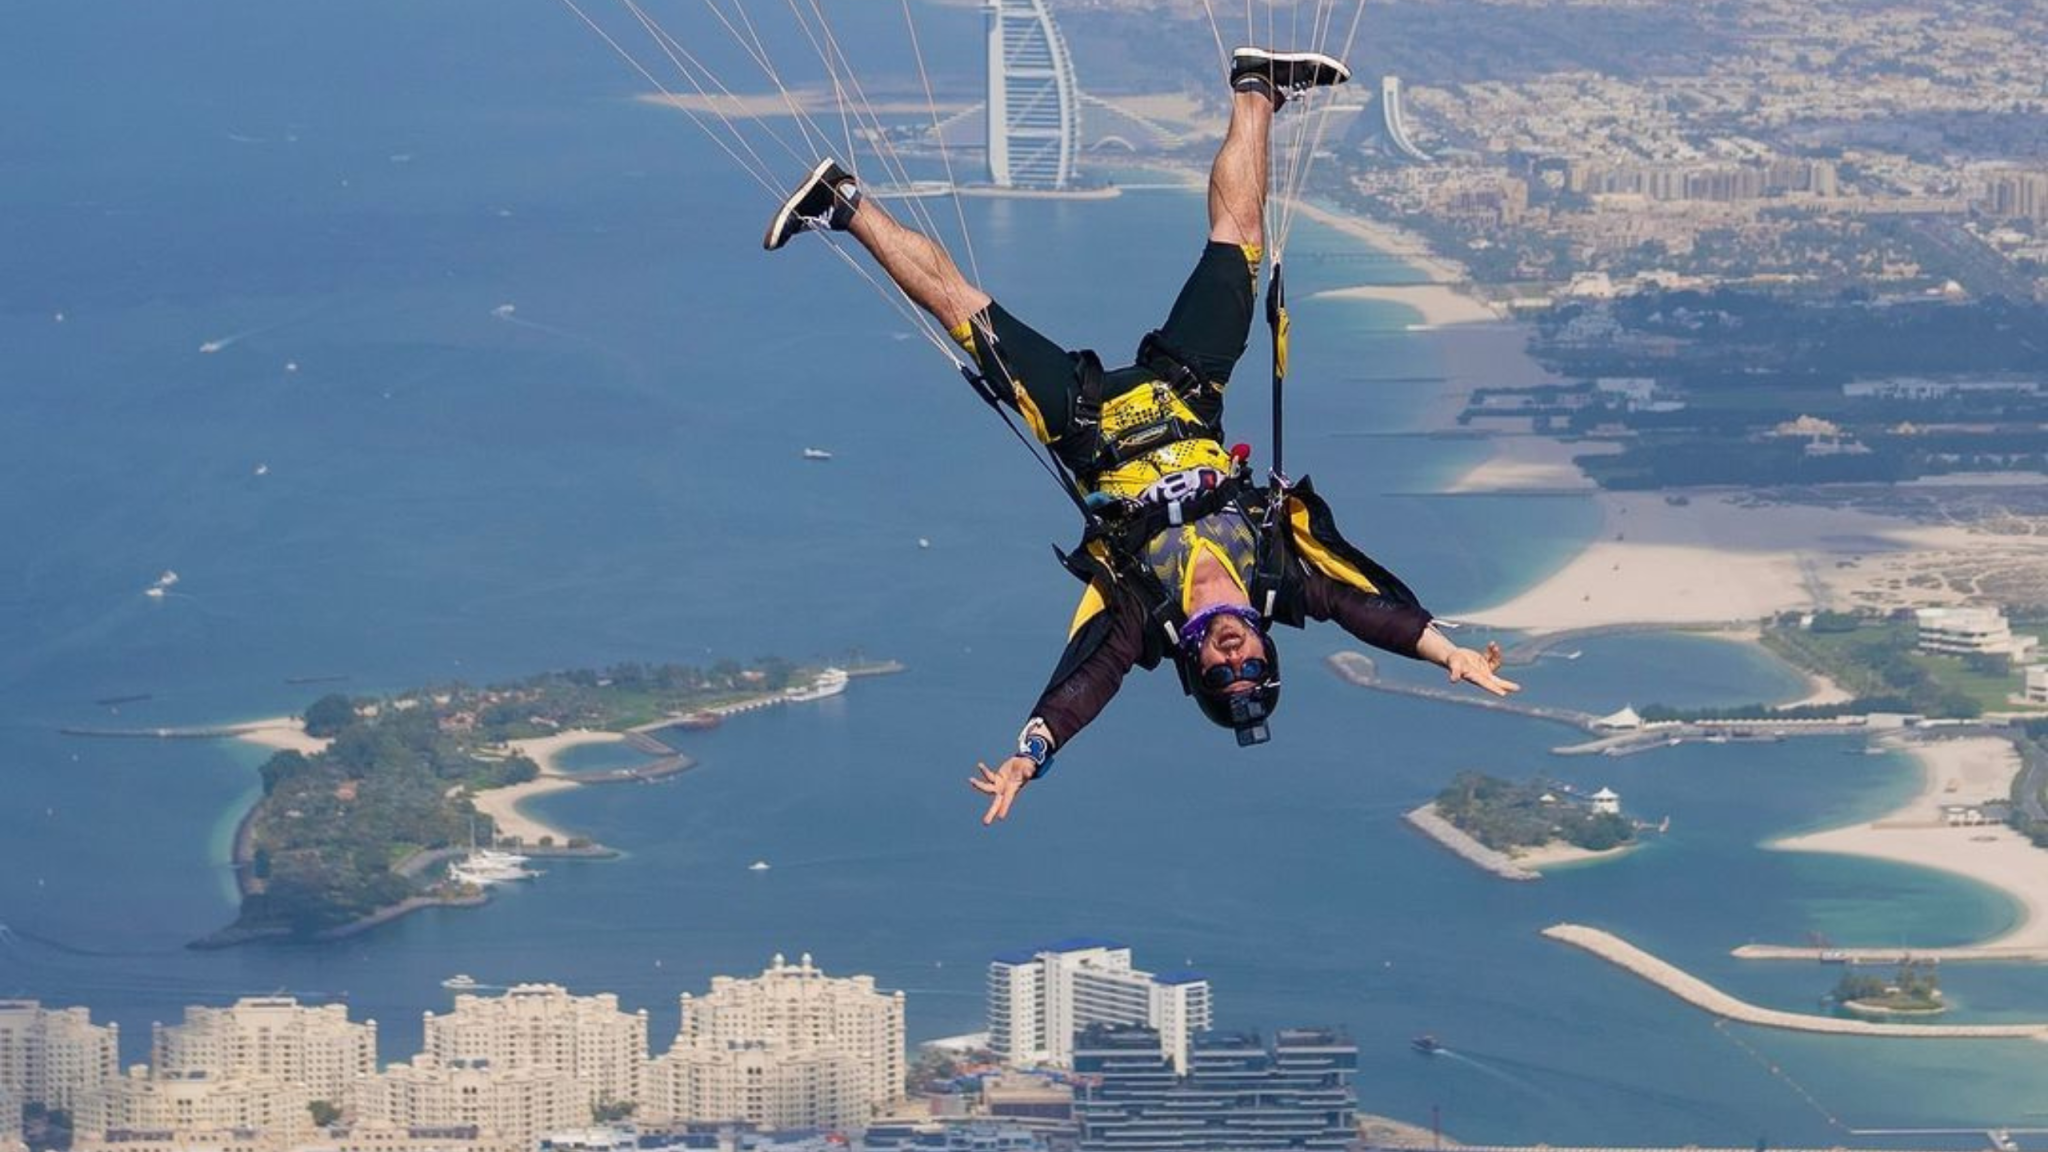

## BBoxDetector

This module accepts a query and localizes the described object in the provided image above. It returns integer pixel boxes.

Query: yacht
[749,860,771,872]
[801,447,833,461]
[442,974,480,990]
[784,668,849,702]
[1411,1034,1444,1055]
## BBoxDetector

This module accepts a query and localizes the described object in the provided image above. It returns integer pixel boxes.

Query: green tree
[309,1100,342,1128]
[591,1100,636,1124]
[304,694,357,738]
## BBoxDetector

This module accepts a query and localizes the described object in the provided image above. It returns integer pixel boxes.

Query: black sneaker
[1229,47,1350,108]
[763,159,861,251]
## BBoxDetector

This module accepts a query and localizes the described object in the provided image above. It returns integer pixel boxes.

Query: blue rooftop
[1154,970,1207,986]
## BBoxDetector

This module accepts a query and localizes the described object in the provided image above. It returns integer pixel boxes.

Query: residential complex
[1071,1024,1357,1152]
[644,953,906,1132]
[152,998,375,1107]
[423,985,646,1112]
[6,956,905,1152]
[0,1000,119,1115]
[986,941,1211,1072]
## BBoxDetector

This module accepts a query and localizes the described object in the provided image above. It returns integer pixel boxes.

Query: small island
[197,657,888,947]
[1410,771,1639,880]
[1833,959,1945,1017]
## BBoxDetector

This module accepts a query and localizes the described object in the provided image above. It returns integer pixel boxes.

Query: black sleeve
[1301,565,1434,658]
[1030,589,1148,750]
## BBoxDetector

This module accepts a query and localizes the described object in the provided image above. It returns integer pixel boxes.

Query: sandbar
[1443,435,1614,494]
[1769,735,2048,951]
[1313,283,1503,328]
[1456,491,1993,634]
[232,716,331,756]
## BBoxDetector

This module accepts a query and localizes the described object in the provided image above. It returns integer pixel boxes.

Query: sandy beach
[1512,839,1636,872]
[1288,198,1470,285]
[1771,735,2048,950]
[1444,435,1614,493]
[1313,283,1503,328]
[232,716,331,755]
[1456,491,1997,633]
[468,729,627,846]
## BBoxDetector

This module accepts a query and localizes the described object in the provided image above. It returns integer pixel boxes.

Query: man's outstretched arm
[1302,571,1520,696]
[970,588,1147,825]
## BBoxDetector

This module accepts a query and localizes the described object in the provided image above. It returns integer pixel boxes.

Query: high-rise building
[1072,1024,1356,1152]
[985,0,1081,189]
[151,996,375,1108]
[0,1001,120,1114]
[355,1056,585,1151]
[986,941,1211,1072]
[1379,76,1432,163]
[423,984,647,1112]
[644,953,905,1131]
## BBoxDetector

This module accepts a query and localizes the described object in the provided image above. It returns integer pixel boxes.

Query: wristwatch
[1016,718,1056,779]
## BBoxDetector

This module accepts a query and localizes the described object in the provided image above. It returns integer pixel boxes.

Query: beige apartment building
[0,1001,120,1114]
[71,1068,312,1152]
[353,1057,585,1151]
[151,997,375,1109]
[422,984,646,1112]
[644,953,905,1131]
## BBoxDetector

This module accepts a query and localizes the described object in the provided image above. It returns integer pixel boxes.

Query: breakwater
[1405,803,1539,881]
[1327,652,1601,729]
[1544,924,2048,1038]
[1733,943,2048,964]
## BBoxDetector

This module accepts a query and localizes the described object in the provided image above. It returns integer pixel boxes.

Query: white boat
[442,973,480,990]
[144,587,166,600]
[449,850,539,887]
[801,447,833,461]
[748,860,771,872]
[154,570,180,589]
[784,667,849,702]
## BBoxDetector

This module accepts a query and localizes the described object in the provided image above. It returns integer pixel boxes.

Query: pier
[62,722,287,740]
[1734,943,2048,964]
[1544,924,2048,1038]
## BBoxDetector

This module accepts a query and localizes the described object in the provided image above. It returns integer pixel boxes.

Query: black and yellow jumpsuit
[955,241,1438,751]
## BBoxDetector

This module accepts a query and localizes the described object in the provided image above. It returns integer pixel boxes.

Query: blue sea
[4,2,2046,1145]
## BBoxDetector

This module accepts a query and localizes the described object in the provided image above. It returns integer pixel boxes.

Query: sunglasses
[1199,656,1268,692]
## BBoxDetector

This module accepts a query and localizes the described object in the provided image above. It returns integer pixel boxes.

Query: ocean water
[4,1,2047,1145]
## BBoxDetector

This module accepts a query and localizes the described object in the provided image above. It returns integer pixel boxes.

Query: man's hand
[970,756,1037,826]
[1446,639,1520,696]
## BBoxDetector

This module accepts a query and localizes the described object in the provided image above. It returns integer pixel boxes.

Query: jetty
[1734,942,2048,964]
[1544,924,2048,1038]
[1328,652,1600,729]
[1404,803,1540,881]
[62,722,287,740]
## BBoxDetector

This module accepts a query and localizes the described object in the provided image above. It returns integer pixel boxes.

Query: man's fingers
[1484,640,1504,671]
[981,791,1004,825]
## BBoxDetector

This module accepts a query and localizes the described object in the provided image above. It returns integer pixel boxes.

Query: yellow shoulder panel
[1287,498,1381,595]
[1068,579,1113,638]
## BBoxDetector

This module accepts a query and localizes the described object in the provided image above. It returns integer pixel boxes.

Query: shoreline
[1751,733,2048,958]
[1453,490,1998,634]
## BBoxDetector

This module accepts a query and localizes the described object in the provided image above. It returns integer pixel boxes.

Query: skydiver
[762,47,1520,825]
